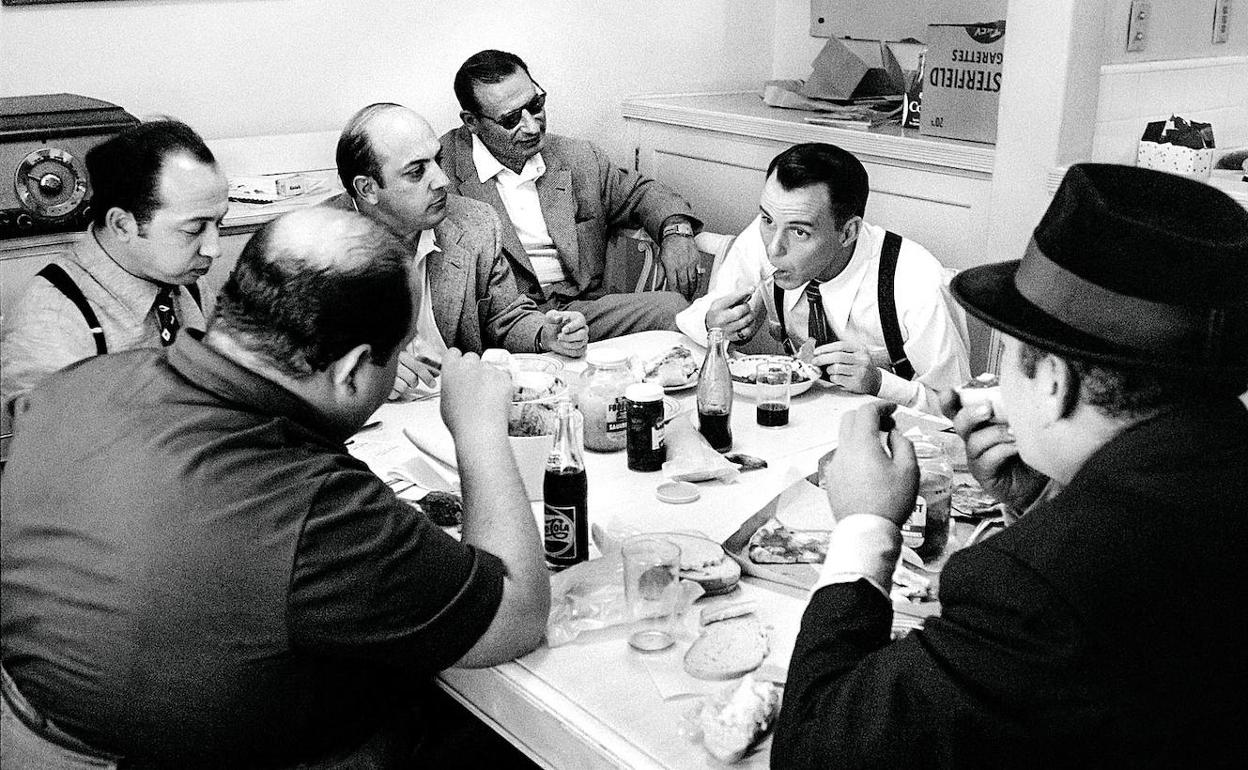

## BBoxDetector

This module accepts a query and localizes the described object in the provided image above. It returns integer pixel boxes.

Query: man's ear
[839,216,862,248]
[1035,353,1080,422]
[352,175,379,205]
[461,110,482,135]
[329,343,373,396]
[104,207,138,241]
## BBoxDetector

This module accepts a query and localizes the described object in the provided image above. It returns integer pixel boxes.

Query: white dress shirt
[393,228,449,398]
[471,134,567,287]
[677,217,971,415]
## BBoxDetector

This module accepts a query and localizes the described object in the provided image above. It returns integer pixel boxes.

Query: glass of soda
[755,361,791,427]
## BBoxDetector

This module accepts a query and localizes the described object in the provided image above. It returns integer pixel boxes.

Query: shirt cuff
[811,514,901,599]
[874,368,920,409]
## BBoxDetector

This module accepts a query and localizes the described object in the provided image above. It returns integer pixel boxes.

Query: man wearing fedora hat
[772,164,1248,768]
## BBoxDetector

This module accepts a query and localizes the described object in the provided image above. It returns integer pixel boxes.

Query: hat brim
[952,261,1248,377]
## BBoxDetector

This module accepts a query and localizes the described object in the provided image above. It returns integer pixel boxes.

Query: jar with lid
[576,347,635,452]
[902,439,953,560]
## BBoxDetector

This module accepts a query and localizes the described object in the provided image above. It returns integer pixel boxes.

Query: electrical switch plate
[1213,0,1232,44]
[1126,0,1151,52]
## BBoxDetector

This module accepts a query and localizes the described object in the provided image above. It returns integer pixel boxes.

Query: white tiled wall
[1092,56,1248,164]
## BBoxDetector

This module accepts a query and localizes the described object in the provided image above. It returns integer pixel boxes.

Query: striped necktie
[805,279,835,347]
[153,285,181,346]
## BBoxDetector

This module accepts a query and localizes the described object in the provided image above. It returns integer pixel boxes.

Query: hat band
[1014,238,1209,350]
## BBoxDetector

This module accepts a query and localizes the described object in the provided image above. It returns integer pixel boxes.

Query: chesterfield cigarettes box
[919,21,1005,144]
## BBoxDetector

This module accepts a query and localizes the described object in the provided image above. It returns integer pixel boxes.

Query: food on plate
[414,491,463,528]
[727,355,819,385]
[684,616,770,681]
[693,674,783,764]
[957,372,1006,420]
[748,518,830,564]
[952,481,1001,519]
[655,531,741,595]
[508,371,565,437]
[643,345,698,387]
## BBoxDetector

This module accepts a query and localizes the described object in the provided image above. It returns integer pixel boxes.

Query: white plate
[650,373,698,392]
[727,355,817,399]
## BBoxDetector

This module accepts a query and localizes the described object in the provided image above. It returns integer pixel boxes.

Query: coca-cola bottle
[696,327,733,452]
[544,399,588,568]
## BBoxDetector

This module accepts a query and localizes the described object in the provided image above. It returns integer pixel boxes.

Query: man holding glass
[773,164,1248,768]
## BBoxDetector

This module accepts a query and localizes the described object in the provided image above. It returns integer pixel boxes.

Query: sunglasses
[480,85,547,131]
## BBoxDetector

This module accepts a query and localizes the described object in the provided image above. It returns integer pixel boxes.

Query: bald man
[1,208,549,767]
[328,102,587,398]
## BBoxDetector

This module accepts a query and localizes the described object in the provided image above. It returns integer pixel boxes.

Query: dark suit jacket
[324,193,543,353]
[773,399,1248,769]
[439,126,698,306]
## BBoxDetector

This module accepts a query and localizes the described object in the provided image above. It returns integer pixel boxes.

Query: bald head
[335,103,450,238]
[209,207,415,378]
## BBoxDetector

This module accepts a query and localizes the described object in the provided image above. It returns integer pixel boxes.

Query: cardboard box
[1136,117,1215,178]
[801,36,907,101]
[919,21,1005,144]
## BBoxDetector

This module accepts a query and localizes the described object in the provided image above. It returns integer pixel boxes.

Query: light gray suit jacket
[325,193,544,353]
[440,126,699,307]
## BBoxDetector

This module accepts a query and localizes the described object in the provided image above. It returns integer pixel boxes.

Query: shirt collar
[77,227,168,320]
[472,133,545,184]
[166,334,351,446]
[415,228,439,263]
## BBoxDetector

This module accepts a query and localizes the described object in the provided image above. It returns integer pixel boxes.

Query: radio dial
[14,147,88,220]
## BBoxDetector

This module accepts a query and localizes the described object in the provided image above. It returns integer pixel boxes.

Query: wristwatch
[661,220,695,240]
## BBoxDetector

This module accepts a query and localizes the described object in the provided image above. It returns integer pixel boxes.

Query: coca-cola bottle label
[545,504,577,559]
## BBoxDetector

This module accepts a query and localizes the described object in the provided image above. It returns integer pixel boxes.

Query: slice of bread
[697,674,783,764]
[654,531,725,571]
[684,616,769,681]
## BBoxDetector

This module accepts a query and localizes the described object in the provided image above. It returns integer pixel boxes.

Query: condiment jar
[625,382,666,472]
[903,439,953,560]
[576,347,635,452]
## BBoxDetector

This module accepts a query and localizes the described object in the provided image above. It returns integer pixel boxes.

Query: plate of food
[642,344,699,391]
[727,355,820,399]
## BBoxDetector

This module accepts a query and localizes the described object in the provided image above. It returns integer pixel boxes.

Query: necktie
[805,280,835,347]
[153,285,181,346]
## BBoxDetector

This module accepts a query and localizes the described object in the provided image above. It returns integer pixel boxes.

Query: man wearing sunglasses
[441,49,704,340]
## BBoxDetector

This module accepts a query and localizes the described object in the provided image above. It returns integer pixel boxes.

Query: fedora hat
[952,163,1248,377]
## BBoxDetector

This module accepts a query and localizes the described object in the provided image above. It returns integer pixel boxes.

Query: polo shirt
[0,336,505,767]
[0,227,207,408]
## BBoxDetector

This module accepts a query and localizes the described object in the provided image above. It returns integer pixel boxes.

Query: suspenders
[772,230,915,381]
[37,264,107,355]
[877,231,916,381]
[36,264,205,355]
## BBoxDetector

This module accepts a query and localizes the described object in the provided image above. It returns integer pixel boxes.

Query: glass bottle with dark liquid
[696,327,733,452]
[544,399,589,568]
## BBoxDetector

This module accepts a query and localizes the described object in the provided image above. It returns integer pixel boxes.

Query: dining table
[347,329,972,769]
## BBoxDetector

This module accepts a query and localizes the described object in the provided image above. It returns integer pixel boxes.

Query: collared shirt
[392,229,450,399]
[0,336,505,766]
[1,228,206,409]
[471,134,567,287]
[676,217,971,415]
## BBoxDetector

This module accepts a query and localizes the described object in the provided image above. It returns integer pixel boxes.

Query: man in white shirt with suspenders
[676,143,970,416]
[1,120,228,416]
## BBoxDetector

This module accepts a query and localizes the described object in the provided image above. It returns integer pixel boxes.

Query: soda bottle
[902,439,953,561]
[696,327,733,452]
[544,399,589,568]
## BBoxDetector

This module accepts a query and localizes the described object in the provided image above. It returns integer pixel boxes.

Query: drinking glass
[755,361,791,427]
[623,537,682,651]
